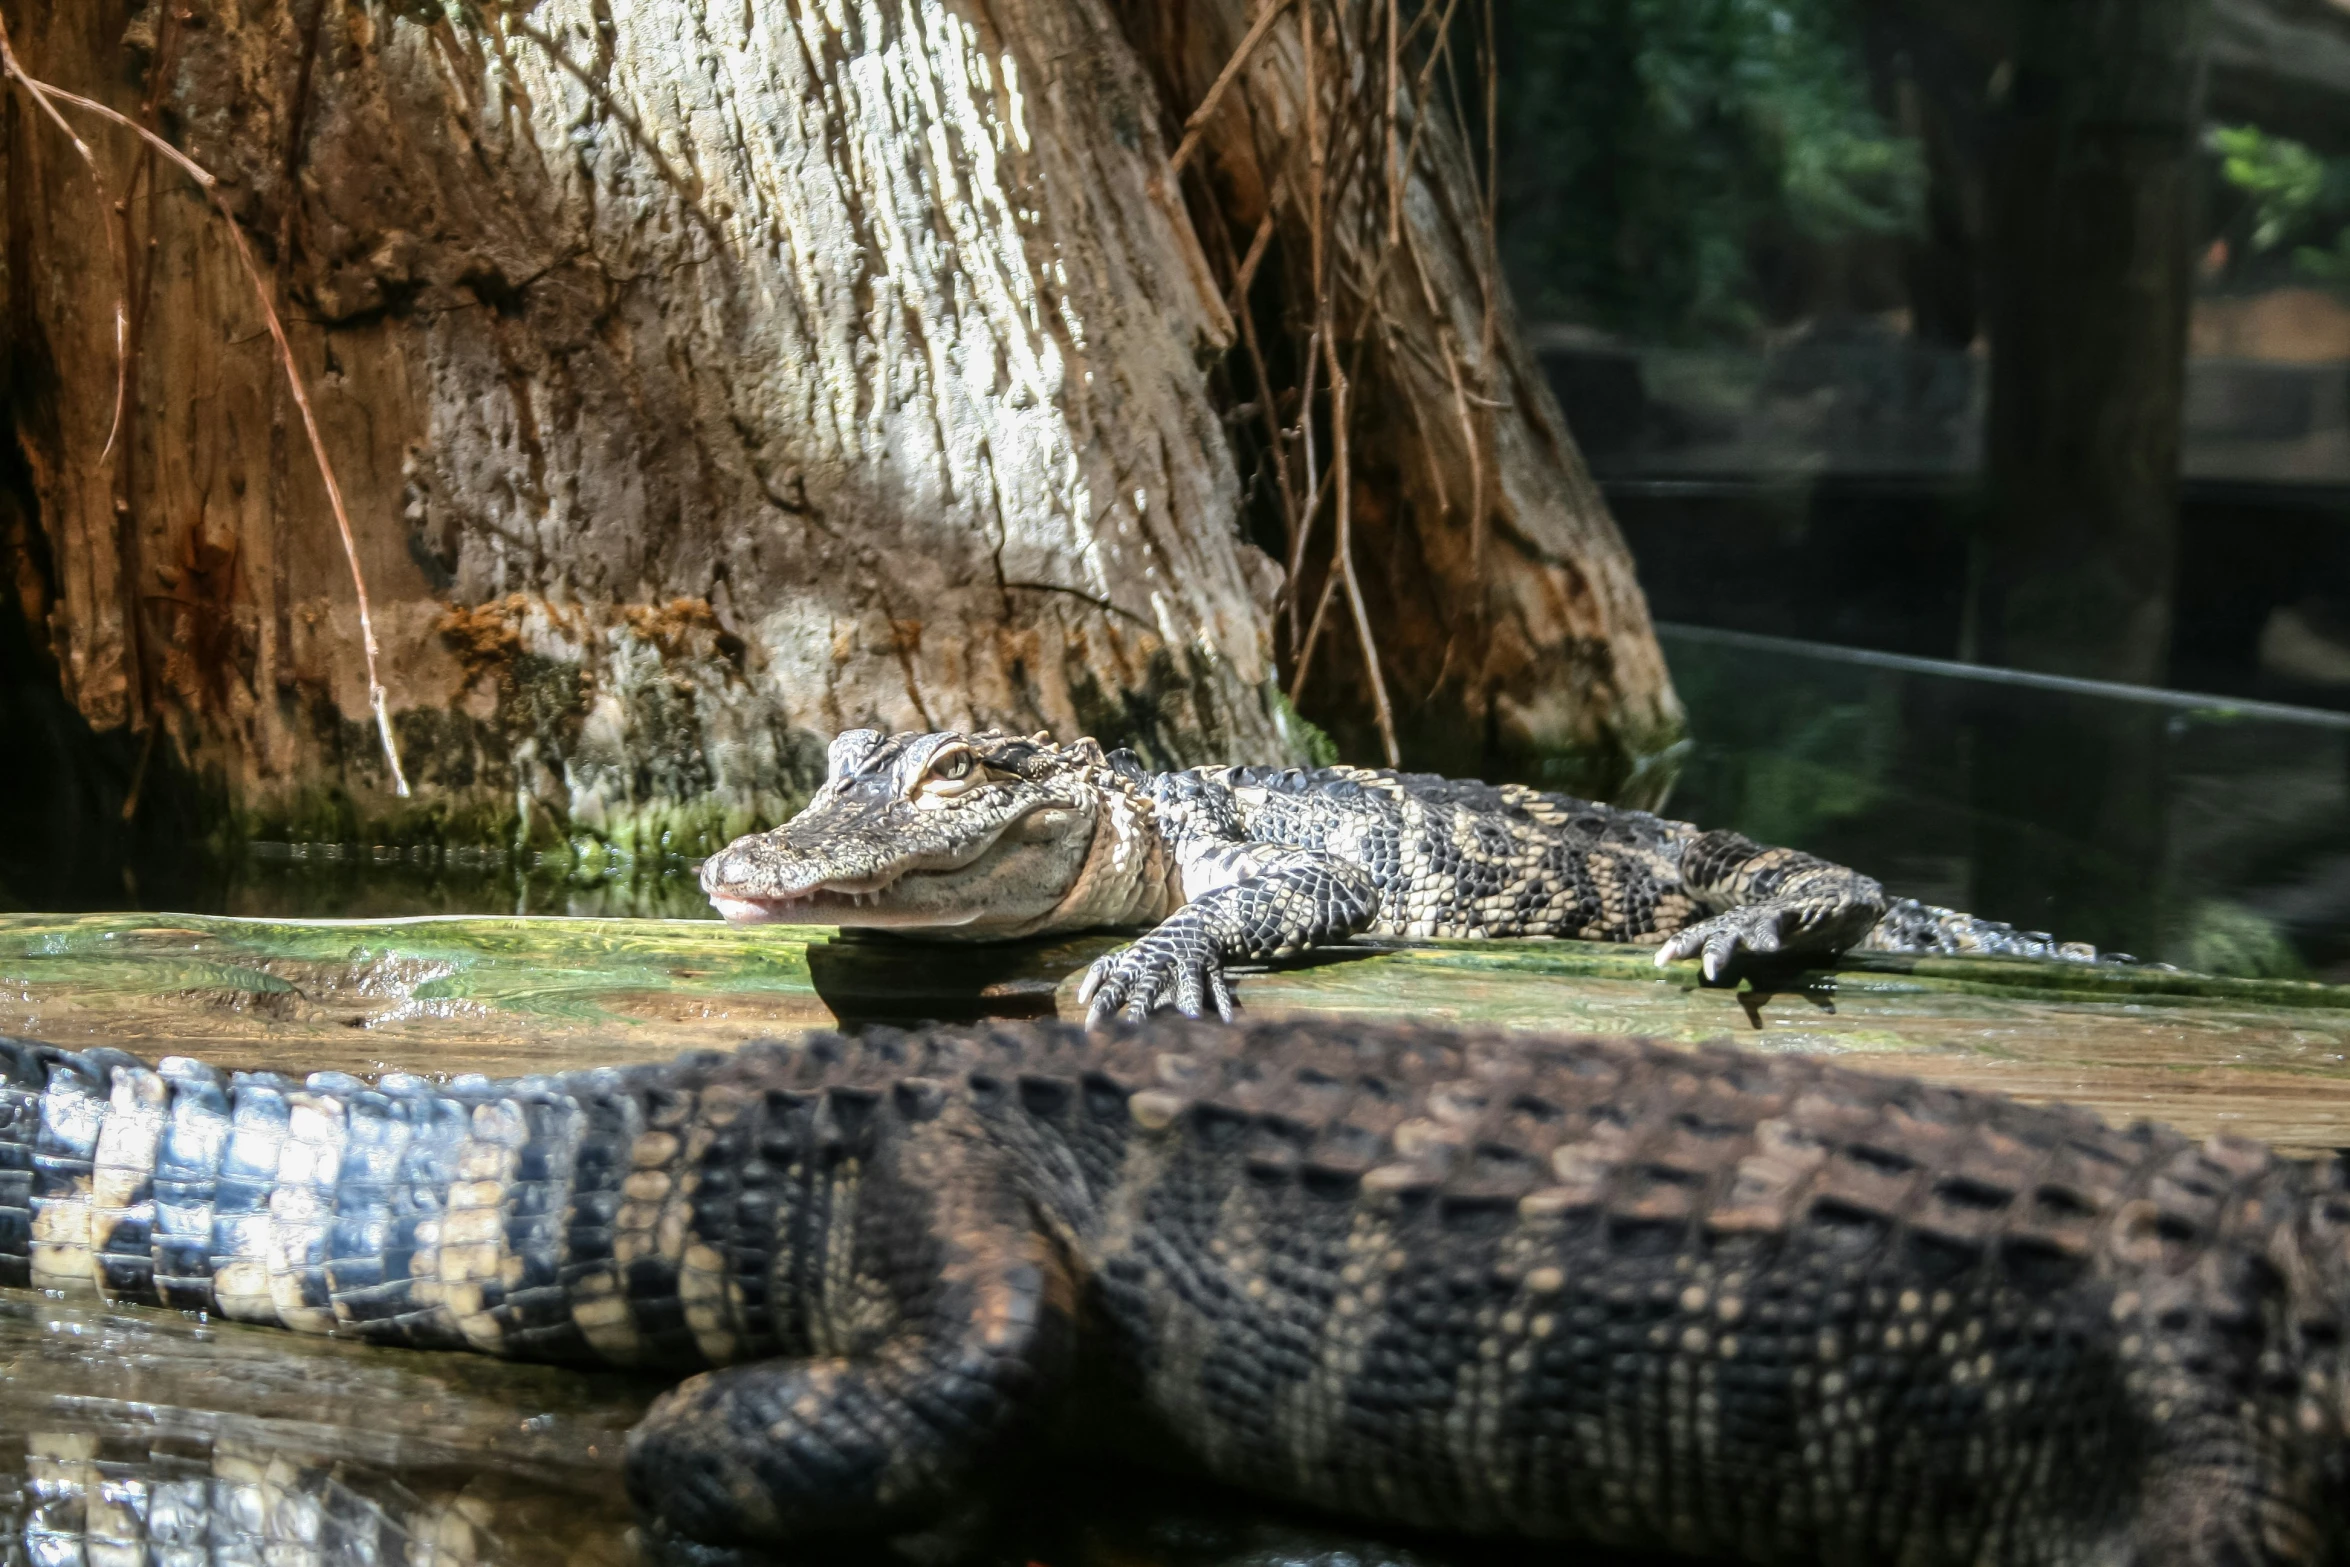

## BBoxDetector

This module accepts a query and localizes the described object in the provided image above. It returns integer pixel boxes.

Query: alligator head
[700,729,1152,938]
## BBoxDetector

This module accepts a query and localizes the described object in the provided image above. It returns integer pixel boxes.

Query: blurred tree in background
[1495,0,1924,343]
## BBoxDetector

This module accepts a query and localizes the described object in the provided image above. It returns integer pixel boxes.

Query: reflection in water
[0,1428,634,1567]
[0,1423,1552,1567]
[0,1289,646,1566]
[0,1286,1630,1567]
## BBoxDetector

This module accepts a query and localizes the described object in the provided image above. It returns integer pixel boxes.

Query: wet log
[3,911,2345,1567]
[4,911,2346,1148]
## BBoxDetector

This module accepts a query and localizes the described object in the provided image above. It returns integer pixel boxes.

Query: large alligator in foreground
[7,1020,2341,1564]
[698,730,2116,1023]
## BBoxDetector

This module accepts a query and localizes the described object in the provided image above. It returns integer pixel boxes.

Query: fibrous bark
[1114,0,1683,798]
[3,0,1677,859]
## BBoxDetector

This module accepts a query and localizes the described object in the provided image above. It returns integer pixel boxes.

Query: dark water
[6,626,2343,980]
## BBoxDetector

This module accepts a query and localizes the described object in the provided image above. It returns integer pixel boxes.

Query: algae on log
[5,912,2347,1150]
[0,0,1680,861]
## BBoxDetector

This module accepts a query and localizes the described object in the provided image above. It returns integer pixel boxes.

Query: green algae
[3,911,2345,1147]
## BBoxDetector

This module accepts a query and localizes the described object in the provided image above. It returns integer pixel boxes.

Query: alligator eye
[915,749,986,801]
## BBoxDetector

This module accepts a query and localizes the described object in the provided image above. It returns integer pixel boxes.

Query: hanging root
[0,40,129,461]
[1171,0,1505,768]
[0,18,411,798]
[1167,0,1295,182]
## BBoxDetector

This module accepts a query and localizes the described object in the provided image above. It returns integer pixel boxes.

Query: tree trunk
[1112,0,1683,799]
[1976,0,2210,684]
[2,0,1678,865]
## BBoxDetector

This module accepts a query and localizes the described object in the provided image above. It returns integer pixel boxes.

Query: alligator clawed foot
[1653,906,1796,982]
[1079,932,1236,1026]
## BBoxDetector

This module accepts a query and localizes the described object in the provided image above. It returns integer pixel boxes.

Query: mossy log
[4,911,2346,1148]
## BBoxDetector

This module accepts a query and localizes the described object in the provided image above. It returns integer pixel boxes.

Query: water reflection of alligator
[6,1019,2340,1563]
[698,729,2118,1024]
[0,1429,624,1567]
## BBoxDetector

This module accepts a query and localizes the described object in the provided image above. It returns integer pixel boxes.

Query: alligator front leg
[1078,846,1380,1024]
[627,1138,1074,1547]
[1652,829,1889,980]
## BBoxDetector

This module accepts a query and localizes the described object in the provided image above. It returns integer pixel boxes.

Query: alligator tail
[1862,896,2140,965]
[0,1036,712,1361]
[0,1031,1082,1543]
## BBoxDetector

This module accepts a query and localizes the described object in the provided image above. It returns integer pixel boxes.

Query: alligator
[7,1020,2344,1564]
[698,729,2112,1024]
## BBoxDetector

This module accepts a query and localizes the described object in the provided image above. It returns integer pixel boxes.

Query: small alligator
[7,1020,2343,1563]
[699,729,2109,1022]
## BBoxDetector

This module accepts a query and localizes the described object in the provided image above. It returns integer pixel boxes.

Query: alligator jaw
[699,730,1120,937]
[707,878,988,928]
[710,889,878,924]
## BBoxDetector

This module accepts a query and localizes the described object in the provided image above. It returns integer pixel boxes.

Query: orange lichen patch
[436,594,530,680]
[455,594,741,665]
[621,598,742,664]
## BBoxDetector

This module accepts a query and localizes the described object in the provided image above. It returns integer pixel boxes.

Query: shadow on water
[805,929,1077,1027]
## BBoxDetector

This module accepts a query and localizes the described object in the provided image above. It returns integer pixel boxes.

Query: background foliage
[1496,0,1924,342]
[2206,123,2350,285]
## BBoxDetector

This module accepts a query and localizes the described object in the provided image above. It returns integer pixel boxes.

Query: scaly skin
[698,729,2115,1023]
[5,1023,2344,1563]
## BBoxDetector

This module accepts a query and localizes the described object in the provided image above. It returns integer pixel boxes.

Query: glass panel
[1659,623,2350,980]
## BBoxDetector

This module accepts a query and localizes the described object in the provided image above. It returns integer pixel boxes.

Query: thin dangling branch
[1167,0,1296,182]
[1475,0,1499,595]
[0,28,130,462]
[1193,0,1495,757]
[1322,337,1397,765]
[0,19,411,797]
[1384,0,1401,249]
